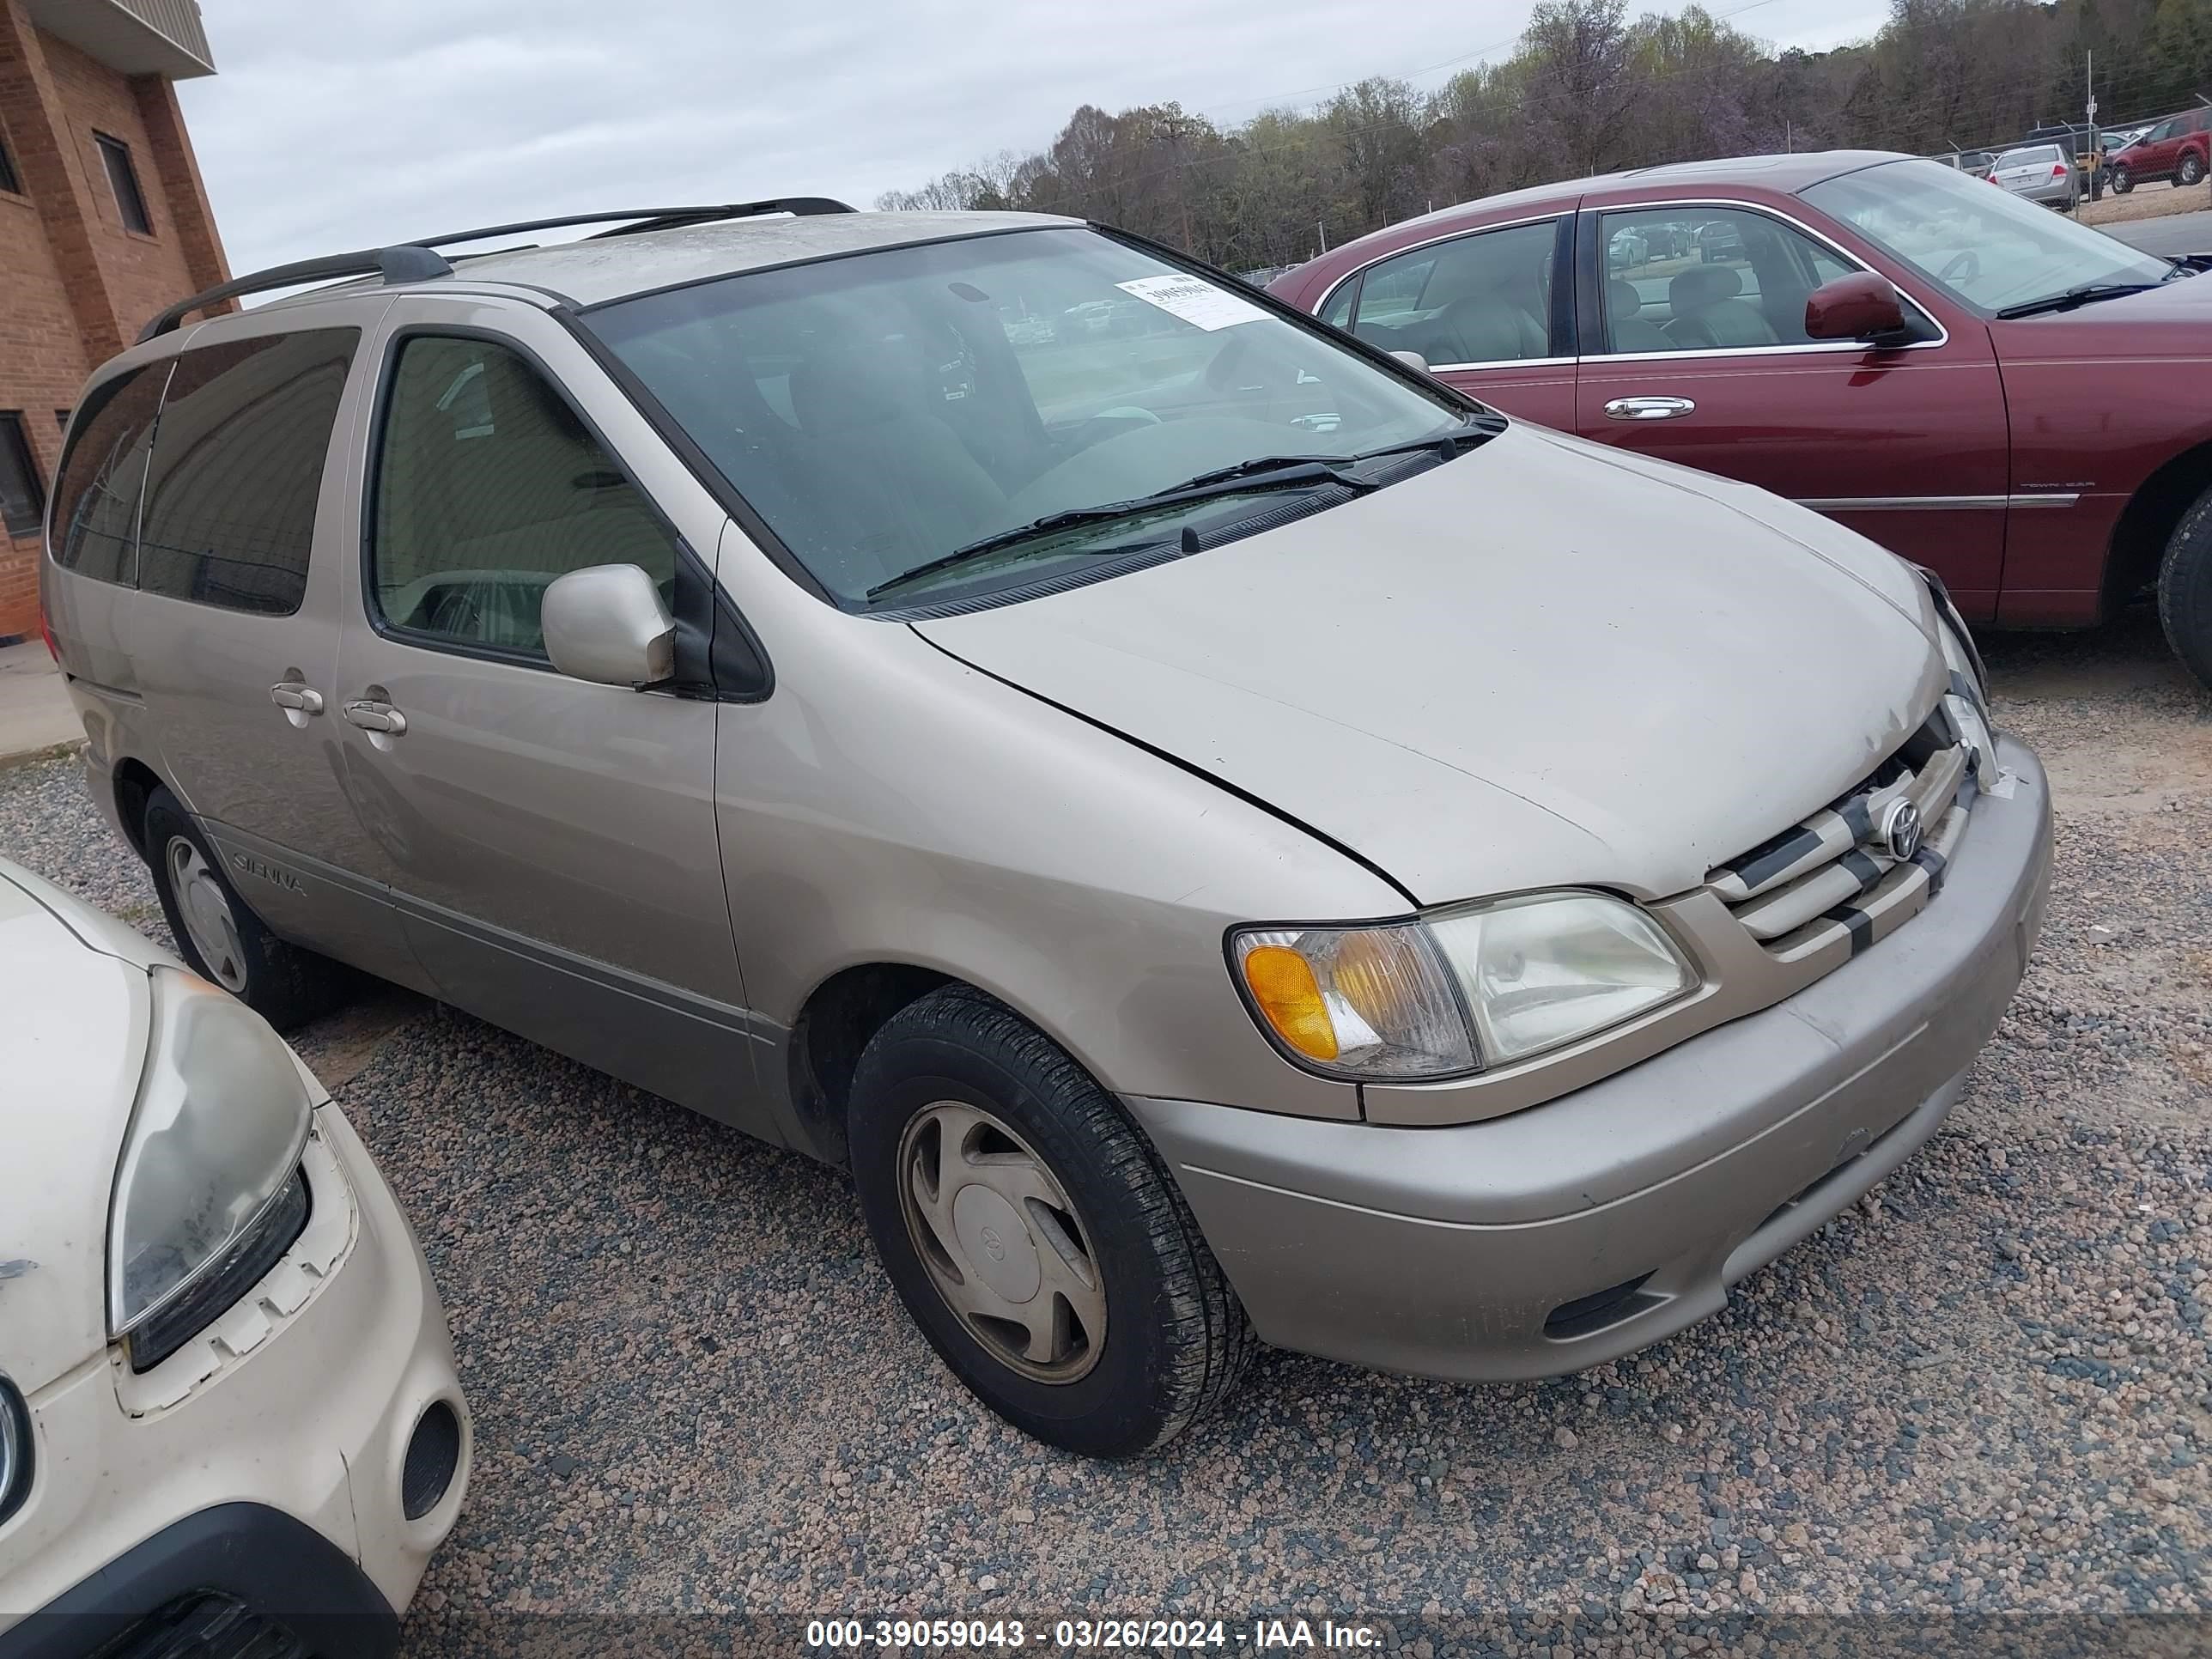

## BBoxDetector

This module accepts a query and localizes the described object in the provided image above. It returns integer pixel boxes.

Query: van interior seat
[785,343,1008,591]
[1663,266,1780,350]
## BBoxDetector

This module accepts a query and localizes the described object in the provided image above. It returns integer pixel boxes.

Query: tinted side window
[1350,221,1556,367]
[1317,281,1357,331]
[51,365,166,585]
[1591,206,1932,355]
[137,330,357,616]
[369,335,678,659]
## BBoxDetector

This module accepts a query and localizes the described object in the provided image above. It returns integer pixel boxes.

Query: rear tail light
[2051,163,2069,179]
[36,594,58,663]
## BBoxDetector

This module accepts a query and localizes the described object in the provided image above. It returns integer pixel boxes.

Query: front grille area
[89,1593,305,1659]
[1705,707,1978,970]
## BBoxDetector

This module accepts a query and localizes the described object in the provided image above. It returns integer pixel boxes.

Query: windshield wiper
[865,462,1377,600]
[1994,282,2165,319]
[1164,416,1506,495]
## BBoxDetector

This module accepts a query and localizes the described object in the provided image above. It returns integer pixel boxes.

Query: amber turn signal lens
[1241,944,1339,1061]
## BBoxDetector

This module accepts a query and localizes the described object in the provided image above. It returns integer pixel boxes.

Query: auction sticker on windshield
[1116,273,1268,331]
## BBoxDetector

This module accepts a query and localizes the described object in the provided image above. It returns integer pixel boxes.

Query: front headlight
[109,968,313,1369]
[1231,890,1698,1081]
[1931,611,1996,781]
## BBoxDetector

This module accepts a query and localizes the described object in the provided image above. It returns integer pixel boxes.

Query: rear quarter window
[50,364,167,585]
[137,329,359,616]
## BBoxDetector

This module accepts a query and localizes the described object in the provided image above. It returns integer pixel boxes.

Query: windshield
[1802,157,2170,315]
[586,227,1469,607]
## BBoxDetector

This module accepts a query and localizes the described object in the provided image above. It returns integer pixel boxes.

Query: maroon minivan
[1271,150,2212,684]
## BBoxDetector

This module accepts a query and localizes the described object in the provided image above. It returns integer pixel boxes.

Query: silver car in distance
[40,201,2051,1455]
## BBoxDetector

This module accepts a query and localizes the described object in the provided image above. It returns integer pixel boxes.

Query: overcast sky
[179,0,1893,276]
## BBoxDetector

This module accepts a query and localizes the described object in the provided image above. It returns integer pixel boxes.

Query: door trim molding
[1796,493,2079,511]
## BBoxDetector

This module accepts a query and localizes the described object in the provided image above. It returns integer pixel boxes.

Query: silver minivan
[41,200,2051,1455]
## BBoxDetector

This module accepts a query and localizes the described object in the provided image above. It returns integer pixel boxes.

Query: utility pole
[1317,218,1328,253]
[2086,50,2101,204]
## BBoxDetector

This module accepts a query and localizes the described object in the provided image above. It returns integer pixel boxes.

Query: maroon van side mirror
[1804,271,1909,343]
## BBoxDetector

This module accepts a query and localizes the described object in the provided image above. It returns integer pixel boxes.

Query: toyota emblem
[1881,799,1924,862]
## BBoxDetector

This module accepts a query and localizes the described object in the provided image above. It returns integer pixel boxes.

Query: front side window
[94,133,150,234]
[1350,221,1556,366]
[369,335,678,659]
[50,366,164,583]
[1802,157,2172,316]
[1594,205,1933,355]
[137,330,357,616]
[586,227,1474,610]
[0,414,44,538]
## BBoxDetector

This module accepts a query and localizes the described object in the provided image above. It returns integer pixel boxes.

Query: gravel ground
[3,607,2208,1651]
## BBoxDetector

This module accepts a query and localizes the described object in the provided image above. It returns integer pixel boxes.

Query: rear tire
[143,787,355,1030]
[848,985,1255,1456]
[2111,166,2133,194]
[2157,488,2212,691]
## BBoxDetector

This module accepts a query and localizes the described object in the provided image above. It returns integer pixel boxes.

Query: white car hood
[916,422,1945,904]
[0,865,151,1395]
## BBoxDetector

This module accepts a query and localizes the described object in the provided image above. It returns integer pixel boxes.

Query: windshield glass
[1802,157,2170,314]
[586,227,1469,607]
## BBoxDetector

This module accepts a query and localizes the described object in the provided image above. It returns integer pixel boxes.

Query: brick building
[0,0,225,641]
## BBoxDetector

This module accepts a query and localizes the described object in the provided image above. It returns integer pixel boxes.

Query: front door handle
[342,699,408,737]
[1603,395,1697,422]
[269,681,324,715]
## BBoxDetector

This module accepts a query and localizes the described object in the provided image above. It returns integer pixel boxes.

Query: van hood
[915,422,1946,905]
[0,864,150,1395]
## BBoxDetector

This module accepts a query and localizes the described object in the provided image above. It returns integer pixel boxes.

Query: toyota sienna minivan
[40,199,2051,1455]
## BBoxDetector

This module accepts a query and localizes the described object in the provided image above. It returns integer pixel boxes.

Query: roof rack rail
[138,197,858,343]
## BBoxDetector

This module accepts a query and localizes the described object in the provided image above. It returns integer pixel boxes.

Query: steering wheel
[1938,249,1981,283]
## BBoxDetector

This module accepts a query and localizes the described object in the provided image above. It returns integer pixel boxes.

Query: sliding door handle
[1603,395,1697,422]
[268,681,324,714]
[342,699,408,736]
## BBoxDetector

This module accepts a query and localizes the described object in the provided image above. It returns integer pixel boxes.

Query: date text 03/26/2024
[805,1618,1382,1650]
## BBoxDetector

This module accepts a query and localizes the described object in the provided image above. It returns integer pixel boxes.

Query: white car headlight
[109,968,313,1368]
[1231,891,1698,1080]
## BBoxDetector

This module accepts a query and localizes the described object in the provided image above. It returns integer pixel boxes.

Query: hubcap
[896,1100,1107,1383]
[166,837,246,992]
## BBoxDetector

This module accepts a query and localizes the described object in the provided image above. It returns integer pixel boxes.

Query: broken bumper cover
[1127,735,2051,1382]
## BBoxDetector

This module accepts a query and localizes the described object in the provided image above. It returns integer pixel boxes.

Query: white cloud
[180,0,1893,273]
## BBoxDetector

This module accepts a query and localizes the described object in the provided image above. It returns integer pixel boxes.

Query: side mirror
[1804,271,1908,343]
[1389,349,1431,373]
[541,563,675,688]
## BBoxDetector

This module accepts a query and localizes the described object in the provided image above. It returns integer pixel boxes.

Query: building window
[0,130,21,197]
[94,133,151,234]
[54,410,70,430]
[0,414,46,538]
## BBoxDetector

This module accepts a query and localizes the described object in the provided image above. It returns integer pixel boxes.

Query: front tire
[2158,488,2212,691]
[2111,165,2133,194]
[2179,152,2205,188]
[848,985,1254,1456]
[143,787,355,1030]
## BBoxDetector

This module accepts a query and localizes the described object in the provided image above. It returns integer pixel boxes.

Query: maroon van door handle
[1603,395,1697,422]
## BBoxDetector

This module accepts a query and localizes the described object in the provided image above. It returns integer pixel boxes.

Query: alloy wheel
[2181,154,2204,187]
[896,1099,1107,1383]
[167,836,247,992]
